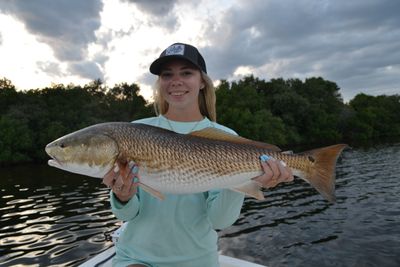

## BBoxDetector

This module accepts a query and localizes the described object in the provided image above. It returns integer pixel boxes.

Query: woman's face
[159,59,205,112]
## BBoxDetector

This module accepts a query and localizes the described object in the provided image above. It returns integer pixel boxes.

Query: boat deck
[79,246,267,267]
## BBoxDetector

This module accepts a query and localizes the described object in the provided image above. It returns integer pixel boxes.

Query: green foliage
[0,79,154,165]
[216,75,399,148]
[0,75,399,165]
[0,115,33,163]
[217,75,346,147]
[349,93,400,143]
[216,76,288,145]
[105,82,151,121]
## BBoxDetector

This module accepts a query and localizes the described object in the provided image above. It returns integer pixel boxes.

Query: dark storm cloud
[36,58,103,82]
[122,0,180,30]
[202,0,400,100]
[69,61,103,80]
[37,61,62,76]
[0,0,104,80]
[123,0,176,15]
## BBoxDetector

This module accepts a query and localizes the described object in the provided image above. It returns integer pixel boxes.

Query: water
[1,144,399,266]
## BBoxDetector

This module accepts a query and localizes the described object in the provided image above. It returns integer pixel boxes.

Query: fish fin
[116,159,165,200]
[138,182,165,200]
[232,181,265,200]
[190,127,281,151]
[301,144,348,203]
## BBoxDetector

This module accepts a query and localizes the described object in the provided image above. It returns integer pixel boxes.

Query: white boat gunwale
[79,223,267,267]
[79,246,267,267]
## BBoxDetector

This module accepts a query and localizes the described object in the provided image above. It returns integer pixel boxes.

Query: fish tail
[302,144,348,203]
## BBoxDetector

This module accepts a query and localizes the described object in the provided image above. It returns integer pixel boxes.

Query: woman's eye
[182,71,192,76]
[160,72,172,79]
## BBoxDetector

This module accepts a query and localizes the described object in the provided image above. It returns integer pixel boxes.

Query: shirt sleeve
[110,191,140,221]
[205,189,245,230]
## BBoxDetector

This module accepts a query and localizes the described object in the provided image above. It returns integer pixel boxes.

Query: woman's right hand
[103,161,139,203]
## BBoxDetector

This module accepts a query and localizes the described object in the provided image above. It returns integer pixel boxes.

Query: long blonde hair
[153,71,217,122]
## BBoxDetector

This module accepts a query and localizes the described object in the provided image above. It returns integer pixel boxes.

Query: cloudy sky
[0,0,399,102]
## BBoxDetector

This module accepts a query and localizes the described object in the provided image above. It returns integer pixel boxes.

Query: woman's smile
[169,90,188,96]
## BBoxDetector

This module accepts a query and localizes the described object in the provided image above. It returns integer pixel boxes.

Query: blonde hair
[153,71,217,122]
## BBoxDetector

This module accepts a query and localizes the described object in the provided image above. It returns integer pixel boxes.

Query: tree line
[0,76,399,165]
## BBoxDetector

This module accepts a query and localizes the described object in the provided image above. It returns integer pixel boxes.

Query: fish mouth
[48,156,62,168]
[45,143,62,167]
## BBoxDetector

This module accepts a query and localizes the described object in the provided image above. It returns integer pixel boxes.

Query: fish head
[45,129,119,178]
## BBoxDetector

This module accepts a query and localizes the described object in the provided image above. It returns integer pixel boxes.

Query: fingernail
[128,161,135,168]
[131,165,139,174]
[259,155,271,162]
[280,160,287,167]
[114,165,119,173]
[132,177,139,183]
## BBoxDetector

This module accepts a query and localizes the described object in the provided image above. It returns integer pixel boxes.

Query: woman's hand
[103,161,139,203]
[254,155,294,188]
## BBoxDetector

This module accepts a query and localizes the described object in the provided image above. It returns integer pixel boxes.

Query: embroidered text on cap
[165,44,185,56]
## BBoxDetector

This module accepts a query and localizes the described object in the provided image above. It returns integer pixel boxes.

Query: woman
[103,43,293,267]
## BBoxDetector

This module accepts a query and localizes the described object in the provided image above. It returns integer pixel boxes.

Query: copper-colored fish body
[45,122,347,202]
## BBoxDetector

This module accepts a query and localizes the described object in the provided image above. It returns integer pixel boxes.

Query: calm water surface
[0,144,399,266]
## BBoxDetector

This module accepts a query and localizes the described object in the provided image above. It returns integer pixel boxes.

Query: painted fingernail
[259,155,271,162]
[132,177,139,183]
[131,165,139,174]
[128,161,136,168]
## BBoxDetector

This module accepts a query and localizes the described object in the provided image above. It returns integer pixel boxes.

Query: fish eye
[60,143,65,148]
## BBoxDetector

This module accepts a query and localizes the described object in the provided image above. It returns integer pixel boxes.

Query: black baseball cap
[149,43,207,75]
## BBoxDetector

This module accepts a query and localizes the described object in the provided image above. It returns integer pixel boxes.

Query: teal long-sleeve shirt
[111,116,245,267]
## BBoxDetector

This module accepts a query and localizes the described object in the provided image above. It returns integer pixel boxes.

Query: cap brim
[149,55,201,75]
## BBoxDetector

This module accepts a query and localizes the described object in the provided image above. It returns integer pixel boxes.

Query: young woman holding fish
[102,43,294,267]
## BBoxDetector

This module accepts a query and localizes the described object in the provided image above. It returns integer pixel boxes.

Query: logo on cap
[165,44,185,56]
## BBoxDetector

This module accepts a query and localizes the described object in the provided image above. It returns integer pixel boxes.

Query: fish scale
[45,122,347,202]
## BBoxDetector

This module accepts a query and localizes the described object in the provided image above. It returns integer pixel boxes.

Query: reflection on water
[219,143,400,267]
[0,166,120,266]
[1,144,400,266]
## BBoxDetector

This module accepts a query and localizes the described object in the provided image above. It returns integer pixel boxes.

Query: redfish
[45,122,347,202]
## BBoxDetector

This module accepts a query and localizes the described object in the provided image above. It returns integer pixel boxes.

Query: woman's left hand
[254,156,294,188]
